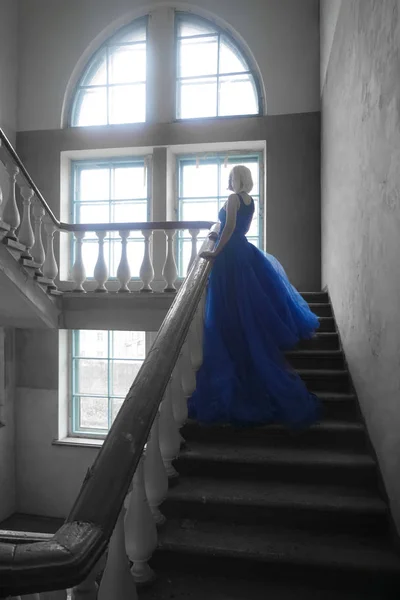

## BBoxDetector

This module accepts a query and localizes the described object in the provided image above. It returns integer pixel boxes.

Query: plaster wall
[321,0,400,530]
[17,0,320,131]
[0,328,16,521]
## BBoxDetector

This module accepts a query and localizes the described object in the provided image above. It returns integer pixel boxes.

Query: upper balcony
[0,128,215,330]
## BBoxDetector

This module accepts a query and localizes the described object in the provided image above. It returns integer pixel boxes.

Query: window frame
[70,155,152,281]
[69,16,149,128]
[69,330,152,439]
[174,12,263,121]
[175,151,264,275]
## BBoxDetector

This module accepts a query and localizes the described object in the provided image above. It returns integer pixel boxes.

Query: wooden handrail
[0,225,219,596]
[0,128,214,234]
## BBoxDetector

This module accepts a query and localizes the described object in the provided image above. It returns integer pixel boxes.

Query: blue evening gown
[188,195,321,427]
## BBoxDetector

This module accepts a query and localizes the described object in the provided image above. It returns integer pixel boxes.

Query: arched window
[176,13,261,119]
[70,18,147,127]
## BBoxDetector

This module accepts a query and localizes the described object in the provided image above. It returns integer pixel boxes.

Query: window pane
[112,202,147,223]
[79,169,110,201]
[178,36,218,78]
[177,17,217,38]
[79,396,108,430]
[112,331,146,359]
[181,201,218,222]
[109,84,146,124]
[108,44,146,84]
[74,88,107,126]
[76,203,109,240]
[112,23,146,44]
[219,39,248,74]
[111,361,142,396]
[75,359,108,395]
[111,398,124,422]
[81,50,107,86]
[179,237,206,274]
[219,74,258,116]
[181,164,218,198]
[75,330,108,358]
[113,167,147,200]
[179,78,217,119]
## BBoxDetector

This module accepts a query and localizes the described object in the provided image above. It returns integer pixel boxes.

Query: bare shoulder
[226,193,240,209]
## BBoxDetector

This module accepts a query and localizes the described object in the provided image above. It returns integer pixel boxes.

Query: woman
[188,165,321,427]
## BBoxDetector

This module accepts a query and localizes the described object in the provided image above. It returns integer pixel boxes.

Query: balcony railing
[0,128,214,295]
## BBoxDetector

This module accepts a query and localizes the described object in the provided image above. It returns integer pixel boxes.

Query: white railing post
[139,229,154,292]
[117,229,131,293]
[125,455,157,584]
[98,508,138,600]
[71,231,86,292]
[42,217,58,288]
[18,186,35,258]
[31,199,45,272]
[3,163,20,239]
[187,228,200,273]
[162,229,177,292]
[159,380,181,479]
[144,412,168,526]
[94,230,108,292]
[171,358,188,437]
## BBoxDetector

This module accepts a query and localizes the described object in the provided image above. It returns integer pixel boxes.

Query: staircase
[140,292,400,599]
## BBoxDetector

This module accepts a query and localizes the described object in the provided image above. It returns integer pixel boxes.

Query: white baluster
[159,381,181,479]
[18,186,35,258]
[94,230,108,292]
[31,199,45,271]
[117,229,131,293]
[3,163,20,239]
[144,412,168,526]
[42,217,58,288]
[187,228,200,274]
[98,509,138,600]
[125,455,157,584]
[71,231,86,293]
[139,229,154,292]
[181,339,197,399]
[171,358,188,435]
[162,229,178,292]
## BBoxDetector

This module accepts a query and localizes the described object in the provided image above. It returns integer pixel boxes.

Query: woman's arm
[201,194,239,259]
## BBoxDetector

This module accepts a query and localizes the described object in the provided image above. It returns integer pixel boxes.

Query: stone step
[298,333,339,351]
[175,442,378,489]
[317,392,360,422]
[301,292,329,304]
[299,368,352,393]
[308,303,333,317]
[153,519,400,593]
[164,477,388,535]
[286,349,345,370]
[182,419,367,452]
[317,317,336,332]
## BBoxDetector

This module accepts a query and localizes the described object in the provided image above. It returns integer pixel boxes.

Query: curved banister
[0,128,214,234]
[0,225,219,596]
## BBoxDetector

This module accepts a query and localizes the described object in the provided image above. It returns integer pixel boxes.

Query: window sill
[53,436,104,448]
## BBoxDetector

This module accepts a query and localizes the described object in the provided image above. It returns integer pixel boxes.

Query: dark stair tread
[315,391,356,401]
[157,518,400,573]
[179,441,375,468]
[137,570,368,600]
[298,368,349,377]
[166,477,386,514]
[286,349,343,357]
[185,418,363,434]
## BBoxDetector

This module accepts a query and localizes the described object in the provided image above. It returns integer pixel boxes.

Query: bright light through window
[72,158,149,279]
[71,330,146,435]
[177,154,262,274]
[71,19,147,127]
[176,14,259,119]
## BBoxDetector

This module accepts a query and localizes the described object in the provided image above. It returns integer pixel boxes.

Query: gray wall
[321,0,400,531]
[0,0,18,522]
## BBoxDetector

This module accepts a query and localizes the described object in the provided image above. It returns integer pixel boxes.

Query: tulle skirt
[188,234,321,427]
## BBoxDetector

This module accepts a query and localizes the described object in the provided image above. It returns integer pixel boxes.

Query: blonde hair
[228,165,254,194]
